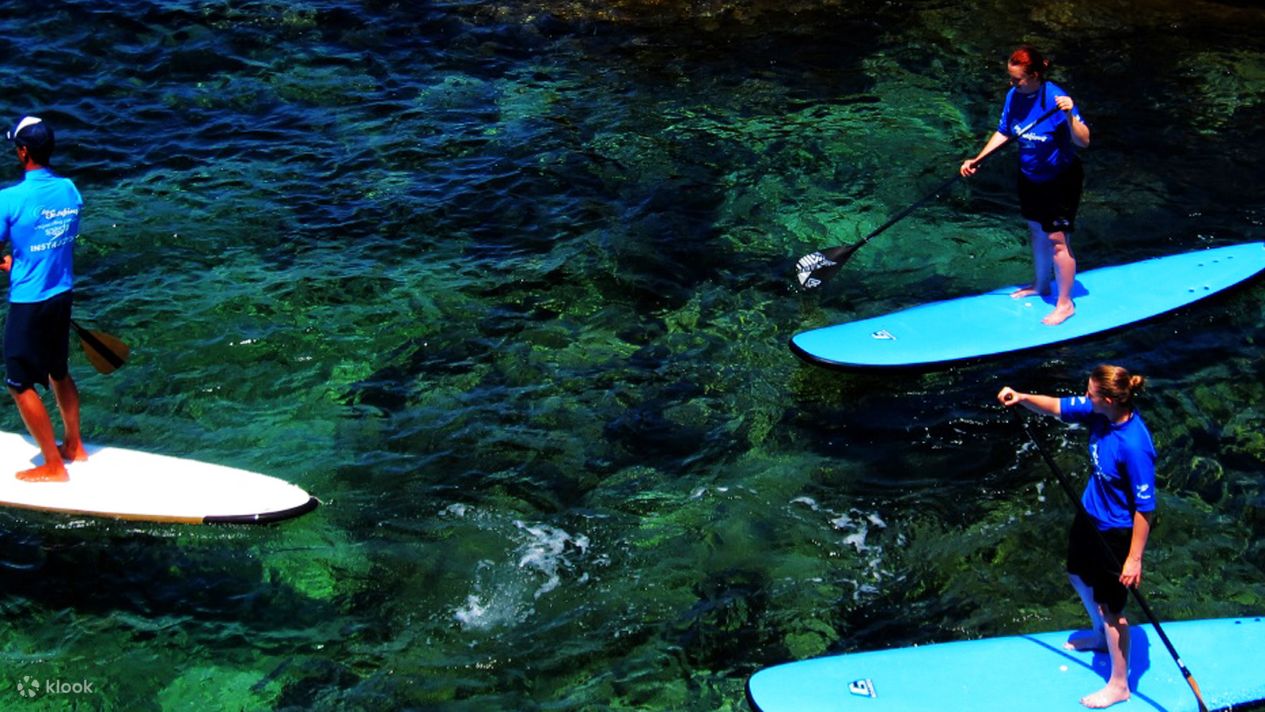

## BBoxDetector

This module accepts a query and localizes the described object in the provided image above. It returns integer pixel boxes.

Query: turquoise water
[1,1,1263,709]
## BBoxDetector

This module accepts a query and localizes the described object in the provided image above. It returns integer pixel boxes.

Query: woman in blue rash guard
[962,45,1091,326]
[997,364,1156,709]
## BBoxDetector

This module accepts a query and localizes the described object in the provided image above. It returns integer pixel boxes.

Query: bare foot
[1064,630,1106,652]
[17,463,70,482]
[1043,302,1075,326]
[1011,285,1042,299]
[59,440,88,463]
[1081,684,1130,708]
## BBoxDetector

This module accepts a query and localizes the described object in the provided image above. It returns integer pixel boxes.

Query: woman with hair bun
[997,364,1156,709]
[962,45,1091,326]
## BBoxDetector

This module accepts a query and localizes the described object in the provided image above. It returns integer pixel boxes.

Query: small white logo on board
[871,329,896,340]
[848,678,877,698]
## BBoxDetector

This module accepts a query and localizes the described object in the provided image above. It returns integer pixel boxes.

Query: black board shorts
[4,290,73,392]
[1066,509,1132,615]
[1018,158,1083,234]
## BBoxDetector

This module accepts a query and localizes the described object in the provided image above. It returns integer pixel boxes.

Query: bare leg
[1081,608,1131,708]
[1011,221,1054,298]
[1043,229,1077,325]
[9,386,69,481]
[49,374,87,462]
[1065,574,1106,651]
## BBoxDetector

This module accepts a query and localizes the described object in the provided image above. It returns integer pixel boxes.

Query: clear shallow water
[1,1,1263,709]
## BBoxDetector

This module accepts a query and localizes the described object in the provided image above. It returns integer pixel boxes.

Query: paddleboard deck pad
[791,242,1265,368]
[747,617,1265,711]
[0,432,317,524]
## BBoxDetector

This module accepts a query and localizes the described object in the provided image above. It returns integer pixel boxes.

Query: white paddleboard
[0,431,317,524]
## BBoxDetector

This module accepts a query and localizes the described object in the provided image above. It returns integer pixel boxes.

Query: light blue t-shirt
[0,168,82,303]
[1060,396,1157,530]
[997,81,1085,182]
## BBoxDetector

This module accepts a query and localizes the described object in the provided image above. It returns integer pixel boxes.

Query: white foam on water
[440,503,468,518]
[514,520,590,599]
[453,593,492,629]
[453,518,593,631]
[453,560,527,631]
[795,497,897,601]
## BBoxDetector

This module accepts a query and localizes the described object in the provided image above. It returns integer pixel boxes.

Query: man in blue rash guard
[0,116,87,482]
[962,45,1091,326]
[998,364,1157,709]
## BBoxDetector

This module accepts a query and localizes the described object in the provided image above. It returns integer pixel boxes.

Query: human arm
[1054,94,1090,148]
[961,131,1010,176]
[996,387,1062,417]
[1119,510,1152,588]
[1,206,9,272]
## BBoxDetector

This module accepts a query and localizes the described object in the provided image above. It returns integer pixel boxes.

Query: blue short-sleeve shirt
[1060,395,1157,530]
[998,81,1085,182]
[0,168,82,303]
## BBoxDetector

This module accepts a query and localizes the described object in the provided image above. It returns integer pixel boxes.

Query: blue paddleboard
[790,242,1265,368]
[747,617,1265,711]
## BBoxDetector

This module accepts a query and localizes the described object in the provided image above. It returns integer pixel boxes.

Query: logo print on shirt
[1015,123,1051,143]
[1089,442,1105,481]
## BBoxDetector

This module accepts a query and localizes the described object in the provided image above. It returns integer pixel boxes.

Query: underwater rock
[676,567,773,667]
[274,658,362,709]
[784,617,839,659]
[1175,455,1227,505]
[472,0,886,30]
[158,665,281,710]
[1246,499,1265,573]
[1222,409,1265,469]
[605,400,710,459]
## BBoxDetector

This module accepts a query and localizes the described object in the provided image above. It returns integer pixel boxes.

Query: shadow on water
[0,517,331,631]
[0,513,385,707]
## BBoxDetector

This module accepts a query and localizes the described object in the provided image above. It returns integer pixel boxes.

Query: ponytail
[1091,364,1145,409]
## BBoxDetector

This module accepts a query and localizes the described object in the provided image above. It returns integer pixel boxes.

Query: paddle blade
[795,243,859,289]
[71,321,130,375]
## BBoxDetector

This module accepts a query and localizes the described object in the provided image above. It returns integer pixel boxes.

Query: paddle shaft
[861,104,1065,248]
[1011,409,1209,712]
[800,103,1067,284]
[849,174,960,253]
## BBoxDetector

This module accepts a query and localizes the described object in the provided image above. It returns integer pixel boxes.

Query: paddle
[795,104,1065,290]
[1010,409,1209,712]
[70,320,129,375]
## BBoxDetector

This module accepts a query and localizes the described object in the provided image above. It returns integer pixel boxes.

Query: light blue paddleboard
[747,617,1265,711]
[790,243,1265,368]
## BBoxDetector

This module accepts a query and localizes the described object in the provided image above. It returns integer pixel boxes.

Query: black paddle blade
[795,243,860,289]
